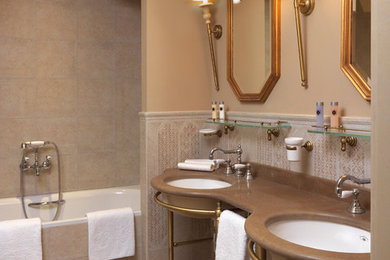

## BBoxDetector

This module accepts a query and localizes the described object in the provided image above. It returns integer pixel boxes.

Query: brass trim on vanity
[248,239,267,260]
[227,0,281,102]
[154,191,219,216]
[154,191,222,260]
[341,0,371,101]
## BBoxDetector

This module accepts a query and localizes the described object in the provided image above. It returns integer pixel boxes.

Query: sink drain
[360,235,369,242]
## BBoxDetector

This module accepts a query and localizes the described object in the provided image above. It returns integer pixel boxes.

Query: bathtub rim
[0,185,141,228]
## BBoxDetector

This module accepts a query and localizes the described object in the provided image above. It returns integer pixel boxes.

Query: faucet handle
[41,155,52,169]
[234,163,246,177]
[340,190,354,198]
[246,163,253,181]
[223,159,234,175]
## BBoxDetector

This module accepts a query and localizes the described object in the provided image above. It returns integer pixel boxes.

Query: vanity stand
[153,192,222,260]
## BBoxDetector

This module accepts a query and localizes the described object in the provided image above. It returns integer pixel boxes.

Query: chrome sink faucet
[209,145,253,179]
[209,144,242,164]
[335,174,370,214]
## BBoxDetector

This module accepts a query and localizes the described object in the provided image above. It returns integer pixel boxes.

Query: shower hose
[19,141,64,221]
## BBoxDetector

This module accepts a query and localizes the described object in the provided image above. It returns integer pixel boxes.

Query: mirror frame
[227,0,280,102]
[341,0,371,101]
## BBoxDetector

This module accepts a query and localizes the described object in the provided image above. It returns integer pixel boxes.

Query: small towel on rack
[0,218,42,260]
[87,207,135,260]
[215,210,248,260]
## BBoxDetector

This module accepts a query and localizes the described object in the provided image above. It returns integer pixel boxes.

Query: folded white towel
[178,162,215,171]
[0,218,42,260]
[215,210,248,260]
[184,159,225,167]
[87,207,135,260]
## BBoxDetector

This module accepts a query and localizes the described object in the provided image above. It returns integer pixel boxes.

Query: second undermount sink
[167,178,232,190]
[267,219,370,253]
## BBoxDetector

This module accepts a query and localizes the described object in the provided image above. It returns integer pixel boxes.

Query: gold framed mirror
[341,0,371,101]
[227,0,280,102]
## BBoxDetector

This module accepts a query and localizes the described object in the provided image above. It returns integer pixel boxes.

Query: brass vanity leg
[214,201,222,243]
[168,210,174,260]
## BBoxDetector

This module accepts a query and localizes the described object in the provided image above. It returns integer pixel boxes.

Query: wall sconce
[293,0,315,87]
[193,0,222,91]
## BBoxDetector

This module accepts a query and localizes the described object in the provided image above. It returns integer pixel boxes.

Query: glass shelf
[205,119,291,129]
[308,127,371,139]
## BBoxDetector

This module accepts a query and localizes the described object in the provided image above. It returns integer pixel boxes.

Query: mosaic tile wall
[141,111,371,259]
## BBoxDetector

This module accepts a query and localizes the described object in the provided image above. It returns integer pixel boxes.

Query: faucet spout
[335,174,370,214]
[209,145,242,163]
[335,174,370,198]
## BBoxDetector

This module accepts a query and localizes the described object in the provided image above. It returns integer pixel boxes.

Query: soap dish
[199,129,222,137]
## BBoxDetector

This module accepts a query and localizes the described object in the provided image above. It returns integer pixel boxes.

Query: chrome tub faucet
[335,174,370,214]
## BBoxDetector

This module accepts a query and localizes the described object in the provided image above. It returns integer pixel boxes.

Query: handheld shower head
[21,141,49,149]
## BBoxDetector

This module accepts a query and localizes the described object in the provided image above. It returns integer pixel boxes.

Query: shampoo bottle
[219,101,225,121]
[316,102,324,129]
[211,101,218,121]
[330,101,339,128]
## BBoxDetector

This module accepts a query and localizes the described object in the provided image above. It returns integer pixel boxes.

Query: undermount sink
[267,219,370,253]
[167,178,232,190]
[162,177,233,218]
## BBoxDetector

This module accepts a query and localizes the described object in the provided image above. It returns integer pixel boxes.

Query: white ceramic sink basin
[267,219,370,253]
[167,178,232,190]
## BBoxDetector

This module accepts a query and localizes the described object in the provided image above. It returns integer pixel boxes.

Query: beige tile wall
[141,111,371,259]
[0,0,141,198]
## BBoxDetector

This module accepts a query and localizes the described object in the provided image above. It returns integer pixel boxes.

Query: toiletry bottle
[219,101,225,122]
[316,102,324,129]
[330,101,339,128]
[211,101,218,121]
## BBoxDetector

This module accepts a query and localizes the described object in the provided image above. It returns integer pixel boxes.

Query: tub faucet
[209,144,242,164]
[20,146,52,176]
[335,174,370,214]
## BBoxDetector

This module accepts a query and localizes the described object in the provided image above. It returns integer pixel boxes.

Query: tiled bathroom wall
[141,111,371,259]
[141,112,216,260]
[0,0,141,198]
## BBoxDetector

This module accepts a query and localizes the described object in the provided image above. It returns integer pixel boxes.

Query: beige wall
[142,0,212,112]
[371,0,390,258]
[0,0,141,198]
[143,0,370,117]
[212,0,370,116]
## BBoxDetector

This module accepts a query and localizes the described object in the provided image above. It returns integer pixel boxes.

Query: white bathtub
[0,185,141,228]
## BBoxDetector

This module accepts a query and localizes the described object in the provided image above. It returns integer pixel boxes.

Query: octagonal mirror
[227,0,280,102]
[341,0,371,101]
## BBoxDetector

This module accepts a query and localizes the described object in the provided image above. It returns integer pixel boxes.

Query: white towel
[178,162,215,171]
[184,159,225,167]
[0,218,42,260]
[87,207,135,260]
[215,210,248,260]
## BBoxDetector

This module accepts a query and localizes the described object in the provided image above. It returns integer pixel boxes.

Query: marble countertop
[151,163,370,260]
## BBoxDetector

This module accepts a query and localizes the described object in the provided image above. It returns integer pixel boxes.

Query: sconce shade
[193,0,214,6]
